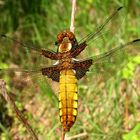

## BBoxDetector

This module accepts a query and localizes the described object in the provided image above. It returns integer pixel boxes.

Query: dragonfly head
[57,30,76,52]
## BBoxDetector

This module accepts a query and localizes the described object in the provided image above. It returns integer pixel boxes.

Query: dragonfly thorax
[58,37,72,52]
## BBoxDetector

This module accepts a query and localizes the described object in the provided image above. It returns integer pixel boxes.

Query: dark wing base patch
[41,59,93,81]
[73,59,93,80]
[41,66,60,82]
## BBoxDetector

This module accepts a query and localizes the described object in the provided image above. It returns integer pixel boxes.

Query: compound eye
[57,32,66,43]
[67,31,75,40]
[57,33,63,43]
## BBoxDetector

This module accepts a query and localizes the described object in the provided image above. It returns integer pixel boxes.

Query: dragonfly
[0,6,140,133]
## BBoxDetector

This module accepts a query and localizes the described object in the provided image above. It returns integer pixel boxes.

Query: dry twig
[61,129,65,140]
[0,79,38,140]
[70,0,76,33]
[65,132,88,140]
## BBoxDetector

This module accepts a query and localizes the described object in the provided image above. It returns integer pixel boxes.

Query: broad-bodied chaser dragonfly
[0,7,140,132]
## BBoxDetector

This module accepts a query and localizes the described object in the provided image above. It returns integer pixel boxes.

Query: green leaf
[123,123,140,140]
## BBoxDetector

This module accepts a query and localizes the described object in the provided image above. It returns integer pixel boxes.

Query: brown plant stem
[65,132,88,140]
[70,0,76,33]
[0,79,38,140]
[61,129,65,140]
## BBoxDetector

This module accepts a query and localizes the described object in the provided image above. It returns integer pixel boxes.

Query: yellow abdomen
[59,69,78,132]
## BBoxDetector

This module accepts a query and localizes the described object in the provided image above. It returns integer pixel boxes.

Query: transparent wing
[80,39,140,81]
[78,7,125,49]
[0,66,43,82]
[0,34,56,53]
[0,32,59,92]
[0,33,58,71]
[0,64,60,93]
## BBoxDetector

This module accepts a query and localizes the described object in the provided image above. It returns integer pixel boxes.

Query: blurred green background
[0,0,140,140]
